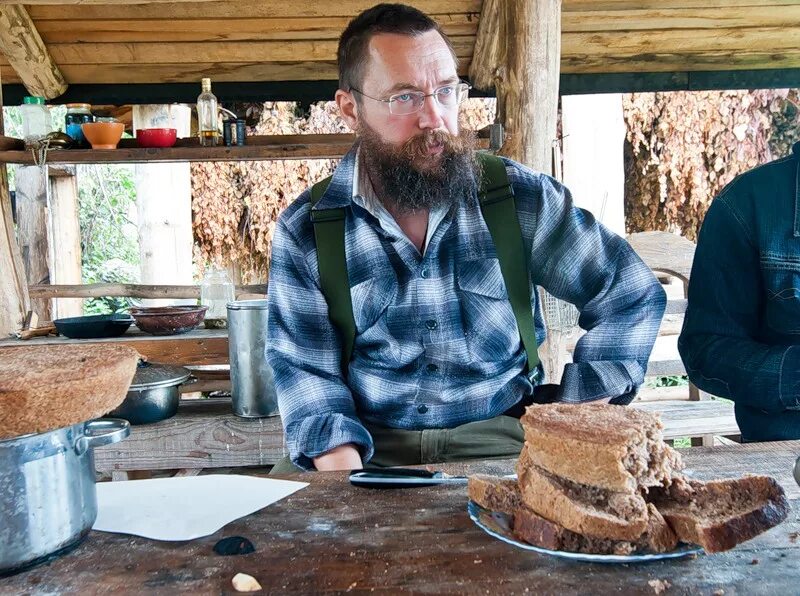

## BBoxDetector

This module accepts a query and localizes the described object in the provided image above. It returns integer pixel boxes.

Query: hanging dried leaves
[191,99,496,283]
[623,89,799,240]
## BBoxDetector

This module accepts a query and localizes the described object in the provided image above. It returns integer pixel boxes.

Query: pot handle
[76,418,130,454]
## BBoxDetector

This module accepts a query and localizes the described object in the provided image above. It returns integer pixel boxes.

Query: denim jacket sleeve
[266,199,374,470]
[678,195,800,413]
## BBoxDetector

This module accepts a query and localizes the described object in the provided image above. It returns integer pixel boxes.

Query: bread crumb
[648,579,670,594]
[346,582,358,592]
[789,532,799,543]
[232,573,261,592]
[712,590,724,596]
[750,558,759,565]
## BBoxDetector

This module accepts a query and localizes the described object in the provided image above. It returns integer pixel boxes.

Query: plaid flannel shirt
[267,145,666,469]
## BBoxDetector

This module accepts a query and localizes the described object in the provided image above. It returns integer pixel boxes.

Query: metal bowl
[108,361,191,425]
[129,305,208,335]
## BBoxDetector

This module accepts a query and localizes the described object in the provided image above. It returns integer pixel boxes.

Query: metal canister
[227,299,277,418]
[235,119,246,146]
[222,118,233,146]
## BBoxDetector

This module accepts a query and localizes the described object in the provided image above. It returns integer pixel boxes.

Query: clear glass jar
[20,96,52,143]
[200,267,234,328]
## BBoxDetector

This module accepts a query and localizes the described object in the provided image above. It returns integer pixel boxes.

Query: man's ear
[336,89,359,131]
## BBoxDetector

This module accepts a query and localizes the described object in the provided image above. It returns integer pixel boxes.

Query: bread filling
[623,427,683,490]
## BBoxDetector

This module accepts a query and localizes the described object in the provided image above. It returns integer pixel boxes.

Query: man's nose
[417,94,444,130]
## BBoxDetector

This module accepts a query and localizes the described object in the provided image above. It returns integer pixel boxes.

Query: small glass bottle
[20,96,52,143]
[200,267,234,328]
[197,78,219,147]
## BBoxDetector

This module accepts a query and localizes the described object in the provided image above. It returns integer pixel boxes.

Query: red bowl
[136,128,178,148]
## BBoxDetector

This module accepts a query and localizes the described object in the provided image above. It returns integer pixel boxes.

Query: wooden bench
[95,397,738,477]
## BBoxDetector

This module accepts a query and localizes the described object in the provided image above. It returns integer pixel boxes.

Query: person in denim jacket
[679,143,800,441]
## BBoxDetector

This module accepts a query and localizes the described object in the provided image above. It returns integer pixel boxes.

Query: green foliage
[646,375,689,388]
[672,438,692,448]
[77,164,140,314]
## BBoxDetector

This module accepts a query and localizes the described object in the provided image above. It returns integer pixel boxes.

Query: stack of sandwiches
[469,403,790,555]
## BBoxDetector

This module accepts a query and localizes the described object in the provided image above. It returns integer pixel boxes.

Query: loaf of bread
[520,403,682,492]
[0,344,139,439]
[468,402,789,556]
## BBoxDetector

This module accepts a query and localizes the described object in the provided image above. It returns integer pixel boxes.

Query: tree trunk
[132,104,193,306]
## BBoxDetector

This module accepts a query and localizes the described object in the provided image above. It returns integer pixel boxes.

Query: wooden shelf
[0,327,229,366]
[0,133,491,164]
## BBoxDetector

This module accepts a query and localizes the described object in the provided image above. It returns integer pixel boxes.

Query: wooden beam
[28,282,267,299]
[0,4,66,99]
[15,164,51,320]
[0,66,30,336]
[47,164,82,318]
[21,0,482,17]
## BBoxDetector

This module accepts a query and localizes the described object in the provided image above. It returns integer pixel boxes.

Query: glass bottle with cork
[197,77,219,147]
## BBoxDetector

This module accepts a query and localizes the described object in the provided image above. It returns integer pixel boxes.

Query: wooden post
[48,165,83,318]
[0,66,30,335]
[132,104,193,306]
[470,0,561,173]
[561,94,626,236]
[16,164,51,321]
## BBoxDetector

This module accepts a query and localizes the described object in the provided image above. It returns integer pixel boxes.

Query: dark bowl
[53,313,135,339]
[129,305,208,336]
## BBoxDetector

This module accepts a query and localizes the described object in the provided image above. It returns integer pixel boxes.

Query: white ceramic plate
[468,501,703,564]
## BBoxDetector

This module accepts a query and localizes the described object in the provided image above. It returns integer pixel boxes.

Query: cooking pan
[54,313,134,339]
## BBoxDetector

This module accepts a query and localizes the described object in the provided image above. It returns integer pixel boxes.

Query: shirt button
[417,404,428,414]
[426,363,438,373]
[420,268,429,278]
[425,319,438,331]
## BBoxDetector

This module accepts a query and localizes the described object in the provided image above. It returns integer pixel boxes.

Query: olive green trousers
[269,415,524,474]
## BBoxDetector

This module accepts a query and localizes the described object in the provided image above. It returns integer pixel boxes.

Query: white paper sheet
[93,474,308,541]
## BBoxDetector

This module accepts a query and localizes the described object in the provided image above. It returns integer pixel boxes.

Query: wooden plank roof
[1,0,800,94]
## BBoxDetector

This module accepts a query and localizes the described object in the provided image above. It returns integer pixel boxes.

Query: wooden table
[94,398,738,474]
[6,441,797,594]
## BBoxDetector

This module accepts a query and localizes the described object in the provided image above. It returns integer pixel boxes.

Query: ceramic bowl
[81,121,124,150]
[129,305,208,335]
[136,128,178,148]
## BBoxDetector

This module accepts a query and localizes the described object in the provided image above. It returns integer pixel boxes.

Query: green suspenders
[309,152,539,377]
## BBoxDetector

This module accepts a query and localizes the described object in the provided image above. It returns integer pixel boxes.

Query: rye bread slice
[649,475,790,553]
[516,446,649,541]
[520,403,683,493]
[468,474,522,515]
[0,344,139,439]
[471,475,677,555]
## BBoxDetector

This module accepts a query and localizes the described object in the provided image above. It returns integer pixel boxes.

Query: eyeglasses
[349,82,471,115]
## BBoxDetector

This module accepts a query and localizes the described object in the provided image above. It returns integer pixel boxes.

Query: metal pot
[109,361,191,425]
[0,419,129,576]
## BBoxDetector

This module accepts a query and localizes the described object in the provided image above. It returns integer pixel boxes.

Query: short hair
[337,3,458,93]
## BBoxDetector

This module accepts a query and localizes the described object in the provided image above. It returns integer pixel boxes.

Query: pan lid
[130,360,191,390]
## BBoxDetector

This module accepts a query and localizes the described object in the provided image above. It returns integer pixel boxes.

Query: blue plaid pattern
[267,146,666,469]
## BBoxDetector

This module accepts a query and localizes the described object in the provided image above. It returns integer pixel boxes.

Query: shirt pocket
[456,258,520,360]
[761,253,800,335]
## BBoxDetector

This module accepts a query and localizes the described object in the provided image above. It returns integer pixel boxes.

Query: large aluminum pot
[0,419,129,576]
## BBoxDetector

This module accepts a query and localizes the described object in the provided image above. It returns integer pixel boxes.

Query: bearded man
[267,3,666,472]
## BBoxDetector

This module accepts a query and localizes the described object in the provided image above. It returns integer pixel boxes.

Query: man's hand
[313,444,363,471]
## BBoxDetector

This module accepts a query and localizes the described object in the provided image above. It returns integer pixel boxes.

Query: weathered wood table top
[3,441,798,595]
[94,398,738,472]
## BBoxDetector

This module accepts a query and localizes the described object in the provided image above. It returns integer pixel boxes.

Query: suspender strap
[310,177,356,376]
[476,153,540,376]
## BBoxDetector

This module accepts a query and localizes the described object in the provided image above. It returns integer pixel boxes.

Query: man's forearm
[313,444,363,471]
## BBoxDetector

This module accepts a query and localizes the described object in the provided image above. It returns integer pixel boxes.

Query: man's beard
[357,121,480,214]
